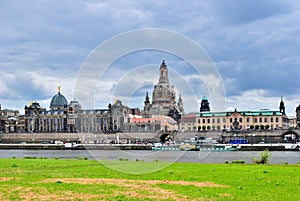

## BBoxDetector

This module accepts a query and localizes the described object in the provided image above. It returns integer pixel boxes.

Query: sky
[0,0,300,116]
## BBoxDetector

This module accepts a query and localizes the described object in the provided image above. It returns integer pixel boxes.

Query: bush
[119,158,129,161]
[232,160,245,164]
[23,156,36,159]
[253,149,271,164]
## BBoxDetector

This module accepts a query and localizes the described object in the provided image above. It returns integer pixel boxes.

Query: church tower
[142,59,184,118]
[279,96,285,115]
[143,92,151,118]
[200,96,210,112]
[178,93,184,113]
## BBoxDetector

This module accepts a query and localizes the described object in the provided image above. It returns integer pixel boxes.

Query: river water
[0,149,299,164]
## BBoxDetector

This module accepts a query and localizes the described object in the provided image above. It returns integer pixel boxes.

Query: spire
[279,96,285,115]
[144,92,150,104]
[178,93,184,113]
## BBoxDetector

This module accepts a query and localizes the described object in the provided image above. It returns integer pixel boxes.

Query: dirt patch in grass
[0,177,17,181]
[35,178,228,200]
[43,178,228,188]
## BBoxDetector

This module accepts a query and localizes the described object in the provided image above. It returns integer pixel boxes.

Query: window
[212,119,215,124]
[202,119,205,124]
[259,117,262,123]
[264,117,268,123]
[198,119,200,124]
[217,118,220,123]
[223,118,226,123]
[239,118,243,123]
[254,118,257,123]
[230,118,233,123]
[276,117,279,122]
[246,117,250,123]
[271,117,273,122]
[208,119,210,124]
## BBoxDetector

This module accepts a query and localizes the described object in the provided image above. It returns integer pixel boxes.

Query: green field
[0,158,299,200]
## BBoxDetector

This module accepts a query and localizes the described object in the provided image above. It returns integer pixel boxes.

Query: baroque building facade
[23,87,139,133]
[180,97,289,132]
[24,87,112,133]
[0,105,24,133]
[142,60,184,122]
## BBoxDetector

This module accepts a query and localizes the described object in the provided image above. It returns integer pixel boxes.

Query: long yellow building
[181,109,289,132]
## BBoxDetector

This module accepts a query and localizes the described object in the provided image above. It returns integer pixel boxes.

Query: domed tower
[50,86,68,111]
[200,96,210,112]
[68,99,82,113]
[152,60,176,108]
[143,59,184,119]
[279,96,285,115]
[67,99,81,133]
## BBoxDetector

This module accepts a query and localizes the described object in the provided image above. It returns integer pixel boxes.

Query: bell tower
[279,96,285,115]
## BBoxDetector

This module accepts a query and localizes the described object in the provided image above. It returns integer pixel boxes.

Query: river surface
[0,149,299,164]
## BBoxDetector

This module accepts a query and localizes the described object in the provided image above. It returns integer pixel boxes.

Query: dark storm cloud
[0,0,299,114]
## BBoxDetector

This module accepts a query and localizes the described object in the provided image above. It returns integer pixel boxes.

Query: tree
[250,125,254,130]
[260,125,265,130]
[297,122,300,128]
[265,125,270,130]
[217,125,221,131]
[207,125,211,130]
[202,125,206,131]
[255,125,260,130]
[193,126,197,131]
[198,126,201,131]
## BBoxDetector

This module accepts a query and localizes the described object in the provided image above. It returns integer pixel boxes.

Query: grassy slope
[0,158,299,200]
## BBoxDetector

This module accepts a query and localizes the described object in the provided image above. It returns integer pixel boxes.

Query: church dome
[50,86,68,110]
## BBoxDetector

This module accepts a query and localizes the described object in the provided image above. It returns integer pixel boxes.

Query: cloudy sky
[1,0,299,116]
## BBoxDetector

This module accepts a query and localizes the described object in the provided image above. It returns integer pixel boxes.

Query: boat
[283,142,300,151]
[151,143,180,151]
[179,136,241,151]
[64,142,84,149]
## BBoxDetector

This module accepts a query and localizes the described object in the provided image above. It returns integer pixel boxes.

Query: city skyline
[1,1,300,116]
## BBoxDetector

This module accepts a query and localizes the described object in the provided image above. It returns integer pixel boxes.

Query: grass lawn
[0,158,299,200]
